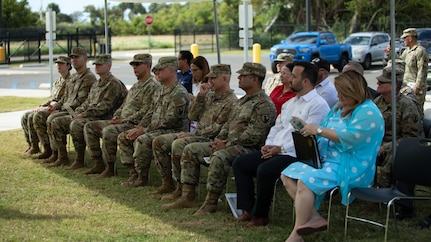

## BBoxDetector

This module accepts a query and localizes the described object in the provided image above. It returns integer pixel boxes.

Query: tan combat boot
[128,167,149,187]
[161,183,183,200]
[82,158,105,175]
[42,150,58,164]
[163,184,197,209]
[66,148,85,170]
[120,164,138,186]
[25,143,40,156]
[148,176,175,195]
[47,146,69,167]
[193,191,221,216]
[97,162,115,178]
[36,144,52,160]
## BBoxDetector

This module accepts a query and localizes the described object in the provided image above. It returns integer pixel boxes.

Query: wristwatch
[280,146,285,153]
[317,127,323,135]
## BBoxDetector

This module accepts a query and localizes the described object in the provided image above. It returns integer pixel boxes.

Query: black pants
[396,180,415,210]
[232,150,298,218]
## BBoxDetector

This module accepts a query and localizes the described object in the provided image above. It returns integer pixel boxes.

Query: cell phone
[290,118,304,131]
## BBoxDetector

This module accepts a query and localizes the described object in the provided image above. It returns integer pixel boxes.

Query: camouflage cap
[93,54,112,65]
[274,53,294,62]
[129,54,152,65]
[387,58,406,71]
[153,56,178,70]
[55,56,71,64]
[236,62,266,78]
[401,28,418,38]
[377,66,404,84]
[205,64,231,78]
[69,47,87,57]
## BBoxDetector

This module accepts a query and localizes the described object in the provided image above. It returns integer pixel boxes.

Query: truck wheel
[271,62,278,73]
[336,54,349,72]
[362,54,372,70]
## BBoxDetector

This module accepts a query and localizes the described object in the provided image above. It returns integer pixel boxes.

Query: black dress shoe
[395,208,416,220]
[410,216,431,230]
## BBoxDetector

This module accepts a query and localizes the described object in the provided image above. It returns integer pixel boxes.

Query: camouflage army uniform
[117,81,190,183]
[375,93,424,187]
[34,68,95,154]
[22,73,68,150]
[399,44,429,113]
[152,88,237,185]
[181,89,276,193]
[263,73,281,95]
[84,75,160,167]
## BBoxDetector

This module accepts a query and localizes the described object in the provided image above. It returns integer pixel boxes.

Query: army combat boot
[42,150,58,164]
[66,148,85,170]
[163,184,197,209]
[36,144,52,160]
[193,191,221,216]
[148,176,175,195]
[161,183,183,200]
[25,142,40,156]
[82,157,105,175]
[97,162,115,178]
[47,146,69,168]
[120,164,138,186]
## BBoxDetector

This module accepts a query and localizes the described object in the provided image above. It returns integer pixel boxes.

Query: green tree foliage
[1,0,38,28]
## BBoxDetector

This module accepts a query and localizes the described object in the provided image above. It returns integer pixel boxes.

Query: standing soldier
[83,54,159,177]
[387,28,429,114]
[151,64,237,200]
[22,56,70,156]
[36,47,96,166]
[166,63,276,214]
[49,54,127,169]
[117,56,190,187]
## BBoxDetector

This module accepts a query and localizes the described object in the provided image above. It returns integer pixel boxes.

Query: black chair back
[423,108,431,138]
[392,138,431,187]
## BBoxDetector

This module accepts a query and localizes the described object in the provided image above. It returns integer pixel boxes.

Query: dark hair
[190,56,210,83]
[294,61,318,86]
[179,50,194,65]
[285,62,295,72]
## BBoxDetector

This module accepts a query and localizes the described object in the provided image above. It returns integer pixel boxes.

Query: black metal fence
[0,27,110,65]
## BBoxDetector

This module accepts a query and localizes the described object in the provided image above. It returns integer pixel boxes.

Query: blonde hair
[334,70,371,117]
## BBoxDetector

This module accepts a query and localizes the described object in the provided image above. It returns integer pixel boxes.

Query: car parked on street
[344,32,390,69]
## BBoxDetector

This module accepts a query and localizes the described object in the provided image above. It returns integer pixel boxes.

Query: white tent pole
[390,0,396,158]
[213,0,221,64]
[104,0,109,53]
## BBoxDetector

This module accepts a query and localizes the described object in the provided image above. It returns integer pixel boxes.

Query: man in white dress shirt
[311,57,338,107]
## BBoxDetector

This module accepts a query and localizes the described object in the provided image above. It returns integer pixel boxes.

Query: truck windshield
[286,35,318,44]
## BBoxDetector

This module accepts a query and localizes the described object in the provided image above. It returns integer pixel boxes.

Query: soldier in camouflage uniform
[167,63,276,215]
[263,53,294,95]
[35,48,96,166]
[83,54,159,178]
[50,54,127,169]
[150,64,237,201]
[22,56,70,157]
[387,28,429,114]
[374,66,424,188]
[117,56,190,188]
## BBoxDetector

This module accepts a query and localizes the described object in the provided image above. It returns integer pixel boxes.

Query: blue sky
[26,0,151,15]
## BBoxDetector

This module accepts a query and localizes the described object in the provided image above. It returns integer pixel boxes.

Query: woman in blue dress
[281,70,385,242]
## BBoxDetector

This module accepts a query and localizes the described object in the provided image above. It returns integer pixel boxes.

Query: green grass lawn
[1,128,431,241]
[0,96,49,113]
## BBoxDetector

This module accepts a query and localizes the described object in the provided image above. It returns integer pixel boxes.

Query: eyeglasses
[130,62,143,67]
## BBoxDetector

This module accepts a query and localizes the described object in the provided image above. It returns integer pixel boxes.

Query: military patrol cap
[401,28,418,38]
[55,56,71,64]
[205,64,231,78]
[274,53,294,62]
[129,54,152,65]
[236,62,266,78]
[387,58,406,71]
[153,56,178,70]
[311,57,330,72]
[69,47,87,57]
[93,54,112,65]
[377,66,404,84]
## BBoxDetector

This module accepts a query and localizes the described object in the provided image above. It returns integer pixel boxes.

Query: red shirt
[269,85,296,115]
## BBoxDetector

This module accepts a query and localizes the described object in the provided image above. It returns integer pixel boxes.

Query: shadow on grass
[0,206,81,221]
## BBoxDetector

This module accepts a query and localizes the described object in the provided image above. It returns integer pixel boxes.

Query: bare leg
[281,174,297,200]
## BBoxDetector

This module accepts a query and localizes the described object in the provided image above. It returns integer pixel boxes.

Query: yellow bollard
[190,44,199,58]
[0,45,5,62]
[253,43,261,63]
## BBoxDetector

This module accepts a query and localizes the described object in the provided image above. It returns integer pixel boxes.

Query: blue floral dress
[282,99,384,208]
